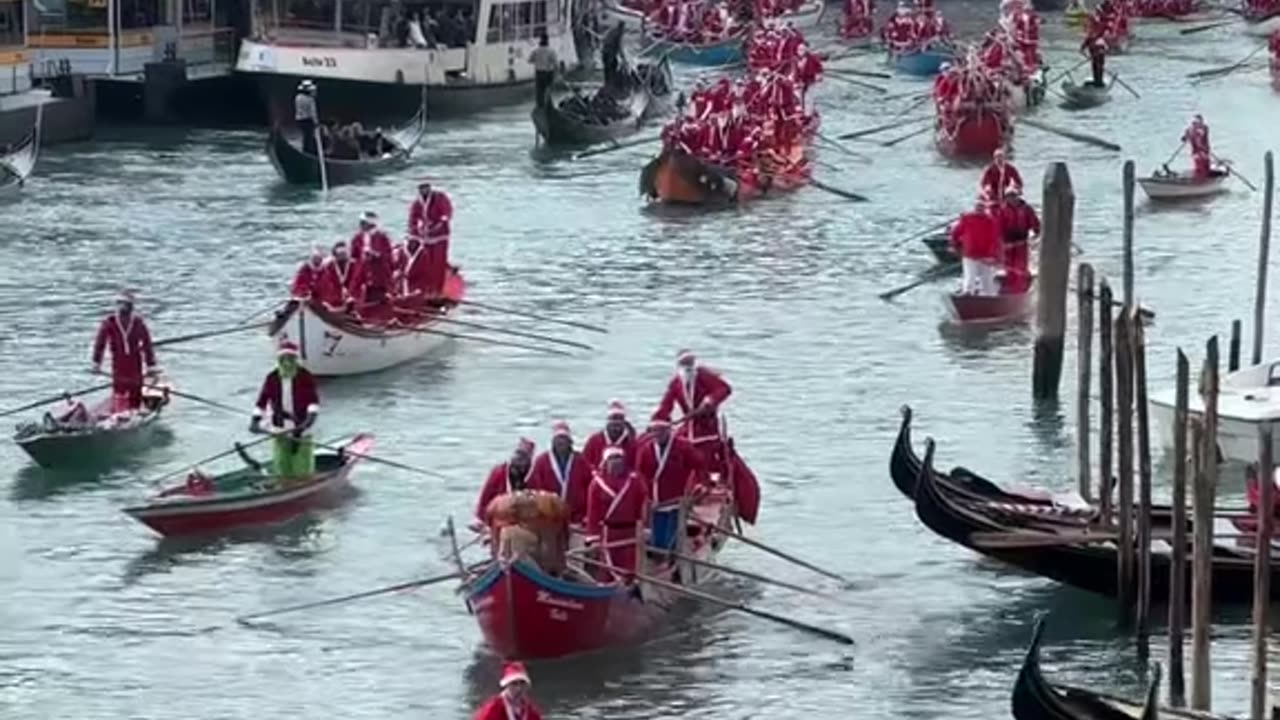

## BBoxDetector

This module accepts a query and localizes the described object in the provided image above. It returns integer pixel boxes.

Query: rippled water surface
[3,6,1280,718]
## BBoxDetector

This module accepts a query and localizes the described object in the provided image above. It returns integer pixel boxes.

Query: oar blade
[746,606,856,645]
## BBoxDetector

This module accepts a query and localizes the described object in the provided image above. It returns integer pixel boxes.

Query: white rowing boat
[1136,167,1228,200]
[268,270,467,377]
[1243,12,1280,37]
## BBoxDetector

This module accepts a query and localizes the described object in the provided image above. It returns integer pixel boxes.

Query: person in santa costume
[407,179,454,296]
[528,420,592,524]
[634,416,706,555]
[841,0,875,39]
[474,438,537,523]
[92,290,160,413]
[1181,114,1212,180]
[581,399,639,471]
[979,147,1023,204]
[290,248,325,300]
[315,241,357,312]
[949,196,1003,296]
[350,211,394,262]
[392,234,433,299]
[350,241,394,323]
[995,187,1040,294]
[473,662,543,720]
[250,339,320,481]
[653,350,733,468]
[585,446,652,581]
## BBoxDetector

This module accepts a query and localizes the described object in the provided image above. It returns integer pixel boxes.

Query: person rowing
[92,289,160,414]
[653,350,733,470]
[1080,34,1107,88]
[995,187,1040,294]
[529,420,591,525]
[979,147,1023,203]
[249,339,320,483]
[635,415,706,561]
[949,195,1002,296]
[582,399,639,471]
[474,438,538,524]
[1181,114,1212,180]
[585,446,651,582]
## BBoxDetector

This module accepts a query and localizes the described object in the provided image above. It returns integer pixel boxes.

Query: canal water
[2,4,1279,718]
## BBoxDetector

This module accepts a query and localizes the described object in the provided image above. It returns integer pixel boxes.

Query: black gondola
[266,96,427,187]
[911,436,1279,604]
[921,233,958,265]
[1012,615,1235,720]
[0,103,41,195]
[531,59,673,147]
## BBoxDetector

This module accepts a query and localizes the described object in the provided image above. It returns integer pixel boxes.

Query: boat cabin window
[0,0,24,49]
[486,0,555,43]
[29,0,166,34]
[264,0,478,49]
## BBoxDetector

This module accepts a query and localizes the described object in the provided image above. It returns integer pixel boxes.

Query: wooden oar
[894,94,932,118]
[878,262,956,301]
[0,382,113,419]
[1018,117,1121,152]
[829,67,892,80]
[1213,154,1259,191]
[656,546,838,599]
[432,315,594,351]
[809,178,869,202]
[1179,18,1234,34]
[400,323,576,357]
[236,571,463,624]
[572,134,661,160]
[312,440,456,481]
[459,299,608,334]
[144,432,279,487]
[691,516,854,586]
[577,555,855,645]
[1188,44,1266,80]
[893,217,953,247]
[814,132,872,162]
[881,125,930,147]
[153,320,271,349]
[836,115,930,141]
[824,72,888,93]
[1110,72,1141,99]
[237,300,286,326]
[1046,57,1089,86]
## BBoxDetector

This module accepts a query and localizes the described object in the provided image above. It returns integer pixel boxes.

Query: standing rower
[529,420,592,524]
[634,416,706,556]
[979,147,1023,201]
[530,31,559,108]
[995,188,1040,293]
[473,663,543,720]
[250,340,320,482]
[1080,35,1107,87]
[585,447,651,581]
[1182,114,1212,180]
[474,439,537,523]
[295,79,320,155]
[350,211,394,261]
[950,197,1003,296]
[407,179,454,296]
[653,350,733,469]
[92,290,159,413]
[582,400,639,470]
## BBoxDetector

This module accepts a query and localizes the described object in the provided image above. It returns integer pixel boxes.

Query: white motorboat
[1149,360,1280,463]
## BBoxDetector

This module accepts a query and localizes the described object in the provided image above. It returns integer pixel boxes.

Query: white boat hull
[269,302,456,377]
[1136,171,1228,199]
[1149,360,1280,463]
[1243,14,1280,37]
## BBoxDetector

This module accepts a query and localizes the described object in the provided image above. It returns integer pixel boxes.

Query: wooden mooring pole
[1168,350,1190,706]
[1099,281,1115,523]
[1115,309,1135,625]
[1033,162,1075,401]
[1254,151,1274,367]
[1123,160,1136,306]
[1077,264,1095,503]
[1251,422,1275,720]
[1133,309,1153,661]
[1191,337,1220,712]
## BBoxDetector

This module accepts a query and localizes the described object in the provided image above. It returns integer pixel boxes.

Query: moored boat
[0,102,40,196]
[893,47,954,76]
[122,434,374,537]
[462,487,735,659]
[1149,359,1280,463]
[945,279,1035,325]
[266,100,426,187]
[268,268,467,377]
[1059,78,1112,109]
[13,383,172,468]
[1136,167,1229,200]
[936,111,1010,158]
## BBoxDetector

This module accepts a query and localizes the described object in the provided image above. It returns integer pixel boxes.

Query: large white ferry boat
[235,0,580,120]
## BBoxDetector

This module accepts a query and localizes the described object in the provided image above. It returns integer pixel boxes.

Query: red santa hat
[676,349,696,366]
[116,289,137,305]
[499,662,531,688]
[360,211,379,225]
[606,400,626,419]
[514,438,535,456]
[551,420,572,438]
[277,339,300,357]
[993,147,1007,160]
[601,447,625,465]
[648,415,671,430]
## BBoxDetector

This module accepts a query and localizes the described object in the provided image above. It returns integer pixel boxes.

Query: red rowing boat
[122,435,373,536]
[945,277,1034,324]
[936,111,1010,159]
[640,143,811,206]
[462,487,736,659]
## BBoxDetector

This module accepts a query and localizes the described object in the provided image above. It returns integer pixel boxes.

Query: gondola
[922,234,957,265]
[910,433,1280,604]
[531,59,673,147]
[1012,615,1239,720]
[1059,78,1112,110]
[0,102,42,196]
[266,95,427,187]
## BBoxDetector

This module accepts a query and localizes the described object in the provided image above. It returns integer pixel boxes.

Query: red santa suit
[393,239,433,298]
[980,158,1023,200]
[92,307,157,412]
[411,187,453,295]
[290,258,324,299]
[253,366,321,429]
[473,693,543,720]
[350,251,395,323]
[528,423,592,524]
[635,430,707,507]
[950,206,1003,295]
[349,226,394,262]
[585,457,652,580]
[582,406,639,471]
[995,198,1040,293]
[1182,117,1211,180]
[474,443,539,521]
[654,359,732,448]
[842,0,874,38]
[314,256,357,311]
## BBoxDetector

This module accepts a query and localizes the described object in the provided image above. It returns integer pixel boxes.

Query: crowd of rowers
[930,0,1043,133]
[472,351,760,584]
[657,25,821,185]
[877,0,952,53]
[288,180,456,324]
[948,150,1040,297]
[1080,0,1133,49]
[642,0,807,44]
[1246,0,1280,19]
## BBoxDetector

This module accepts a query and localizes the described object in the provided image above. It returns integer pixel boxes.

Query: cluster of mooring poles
[1030,153,1280,718]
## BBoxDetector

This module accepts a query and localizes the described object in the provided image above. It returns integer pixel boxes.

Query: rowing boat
[267,269,467,377]
[639,144,810,205]
[1136,167,1228,200]
[893,48,953,77]
[1242,10,1280,36]
[0,101,41,197]
[13,383,171,468]
[462,486,735,659]
[936,110,1010,158]
[122,434,374,537]
[267,98,426,187]
[531,60,672,147]
[944,278,1035,325]
[1059,78,1111,109]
